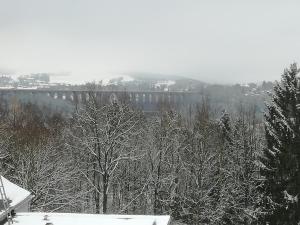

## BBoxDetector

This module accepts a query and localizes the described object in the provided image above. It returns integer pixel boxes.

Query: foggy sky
[1,0,300,84]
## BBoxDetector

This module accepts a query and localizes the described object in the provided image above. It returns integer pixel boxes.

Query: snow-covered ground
[154,80,175,91]
[10,213,170,225]
[101,75,134,86]
[0,86,14,89]
[154,80,175,88]
[50,74,135,86]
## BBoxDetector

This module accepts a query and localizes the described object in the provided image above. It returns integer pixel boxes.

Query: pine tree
[259,63,300,224]
[218,110,235,224]
[219,109,232,144]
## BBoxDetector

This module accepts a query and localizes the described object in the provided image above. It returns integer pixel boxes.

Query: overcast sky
[1,0,300,84]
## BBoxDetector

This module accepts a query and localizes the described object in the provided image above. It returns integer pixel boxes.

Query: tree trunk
[103,173,109,213]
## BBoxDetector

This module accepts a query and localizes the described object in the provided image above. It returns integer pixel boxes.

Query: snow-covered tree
[142,111,184,215]
[70,90,144,213]
[259,63,300,224]
[0,102,81,212]
[229,106,262,224]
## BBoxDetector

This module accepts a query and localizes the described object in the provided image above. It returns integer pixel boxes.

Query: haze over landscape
[1,0,300,84]
[1,1,300,225]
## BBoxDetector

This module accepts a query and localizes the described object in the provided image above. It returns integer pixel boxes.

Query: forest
[0,64,299,225]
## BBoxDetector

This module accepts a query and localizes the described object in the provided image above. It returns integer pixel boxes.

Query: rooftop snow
[9,213,170,225]
[0,176,31,211]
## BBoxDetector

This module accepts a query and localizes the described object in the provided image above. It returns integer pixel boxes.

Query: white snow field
[10,213,170,225]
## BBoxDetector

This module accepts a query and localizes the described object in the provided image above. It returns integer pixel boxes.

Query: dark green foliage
[259,63,300,224]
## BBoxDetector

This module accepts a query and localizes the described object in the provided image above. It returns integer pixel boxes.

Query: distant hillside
[98,74,274,116]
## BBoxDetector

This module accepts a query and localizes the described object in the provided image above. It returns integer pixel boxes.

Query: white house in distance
[1,176,171,225]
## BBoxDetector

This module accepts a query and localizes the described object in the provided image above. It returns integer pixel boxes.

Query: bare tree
[70,89,144,213]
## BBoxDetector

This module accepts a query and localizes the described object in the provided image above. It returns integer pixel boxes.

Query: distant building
[18,73,50,88]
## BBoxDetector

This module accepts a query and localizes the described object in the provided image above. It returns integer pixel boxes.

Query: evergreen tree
[219,109,232,144]
[259,63,300,224]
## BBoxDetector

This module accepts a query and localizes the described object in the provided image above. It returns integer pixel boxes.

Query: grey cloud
[0,0,300,83]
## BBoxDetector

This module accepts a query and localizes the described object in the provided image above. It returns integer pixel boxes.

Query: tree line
[0,64,299,224]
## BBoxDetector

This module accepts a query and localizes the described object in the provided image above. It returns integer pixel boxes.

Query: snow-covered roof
[0,176,31,218]
[10,213,170,225]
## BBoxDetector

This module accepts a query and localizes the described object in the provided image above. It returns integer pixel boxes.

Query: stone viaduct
[0,89,201,111]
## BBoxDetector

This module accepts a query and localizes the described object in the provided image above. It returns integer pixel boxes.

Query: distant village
[0,73,66,89]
